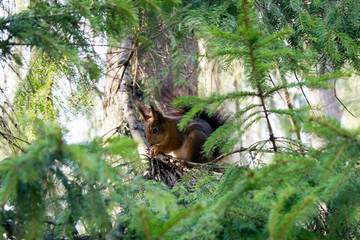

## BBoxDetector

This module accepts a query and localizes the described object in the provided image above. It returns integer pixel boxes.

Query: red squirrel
[137,103,226,163]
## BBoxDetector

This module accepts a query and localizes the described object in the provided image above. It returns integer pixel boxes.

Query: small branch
[242,0,277,152]
[256,67,277,152]
[333,80,357,117]
[115,41,136,93]
[143,153,225,173]
[294,72,311,105]
[71,80,98,106]
[213,146,272,162]
[0,131,29,144]
[7,42,134,49]
[101,122,124,142]
[140,209,151,240]
[0,130,24,152]
[274,69,302,143]
[324,139,348,176]
[155,205,203,240]
[149,145,273,168]
[309,117,356,141]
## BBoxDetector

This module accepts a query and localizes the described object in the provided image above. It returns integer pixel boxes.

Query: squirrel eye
[152,127,158,134]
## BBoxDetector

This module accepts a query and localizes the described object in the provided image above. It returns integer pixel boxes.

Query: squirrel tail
[196,109,228,131]
[161,87,228,131]
[144,85,228,131]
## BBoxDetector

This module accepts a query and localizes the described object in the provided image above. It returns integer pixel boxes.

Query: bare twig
[294,72,311,105]
[333,80,357,117]
[276,69,302,143]
[0,130,24,152]
[115,42,136,94]
[101,122,125,143]
[0,131,29,144]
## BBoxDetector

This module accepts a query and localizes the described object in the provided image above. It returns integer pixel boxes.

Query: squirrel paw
[149,145,160,158]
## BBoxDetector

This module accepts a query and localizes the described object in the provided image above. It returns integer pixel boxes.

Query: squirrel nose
[146,137,153,146]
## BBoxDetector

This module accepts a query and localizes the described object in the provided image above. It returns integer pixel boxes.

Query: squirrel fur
[137,103,226,163]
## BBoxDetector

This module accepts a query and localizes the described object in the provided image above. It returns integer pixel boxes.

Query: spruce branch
[242,0,277,152]
[155,204,203,240]
[254,58,277,152]
[276,197,315,239]
[309,117,356,141]
[323,139,348,177]
[140,209,151,240]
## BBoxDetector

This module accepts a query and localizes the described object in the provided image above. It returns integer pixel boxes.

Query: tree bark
[103,37,147,154]
[118,38,148,156]
[102,47,126,138]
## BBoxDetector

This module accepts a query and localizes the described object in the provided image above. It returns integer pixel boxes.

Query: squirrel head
[138,104,169,146]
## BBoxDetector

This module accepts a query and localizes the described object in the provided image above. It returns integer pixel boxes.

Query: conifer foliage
[255,0,360,71]
[175,0,301,156]
[1,0,360,239]
[0,123,142,239]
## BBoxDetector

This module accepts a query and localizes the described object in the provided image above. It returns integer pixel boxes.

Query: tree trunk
[118,37,148,156]
[102,47,126,138]
[102,19,200,186]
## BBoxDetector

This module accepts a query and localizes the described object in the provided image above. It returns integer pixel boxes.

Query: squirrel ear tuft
[150,104,164,122]
[136,101,151,121]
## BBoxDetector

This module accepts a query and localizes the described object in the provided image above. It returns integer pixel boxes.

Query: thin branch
[7,41,134,49]
[0,130,24,152]
[155,205,203,240]
[324,139,348,176]
[0,131,29,144]
[242,0,277,152]
[115,41,136,93]
[255,66,277,151]
[309,116,356,141]
[101,122,124,143]
[274,69,302,143]
[294,72,311,105]
[140,210,151,240]
[268,74,285,99]
[333,80,357,117]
